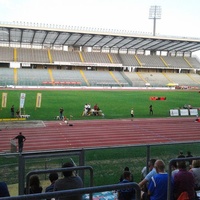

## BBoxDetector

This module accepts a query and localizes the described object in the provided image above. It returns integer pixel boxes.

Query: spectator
[119,166,134,182]
[13,132,26,153]
[45,172,59,199]
[139,159,157,190]
[186,151,193,166]
[141,166,147,180]
[148,159,171,200]
[118,171,135,200]
[177,151,185,158]
[171,161,179,178]
[173,161,195,200]
[24,175,43,194]
[0,181,10,197]
[54,162,83,200]
[11,105,14,118]
[189,160,200,191]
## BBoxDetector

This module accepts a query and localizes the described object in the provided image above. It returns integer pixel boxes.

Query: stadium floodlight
[149,5,161,36]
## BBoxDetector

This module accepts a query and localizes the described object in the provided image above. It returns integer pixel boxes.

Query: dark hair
[49,172,58,182]
[177,161,187,169]
[123,171,131,179]
[149,159,156,166]
[62,162,74,177]
[171,161,177,168]
[30,175,40,187]
[124,167,129,171]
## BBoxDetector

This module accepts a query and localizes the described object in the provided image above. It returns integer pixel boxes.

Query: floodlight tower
[149,5,161,36]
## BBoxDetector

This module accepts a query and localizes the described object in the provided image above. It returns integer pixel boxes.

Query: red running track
[0,118,200,153]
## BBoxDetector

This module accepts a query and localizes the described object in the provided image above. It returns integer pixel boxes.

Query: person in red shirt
[173,161,195,200]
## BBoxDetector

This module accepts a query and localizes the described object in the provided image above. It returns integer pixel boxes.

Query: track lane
[0,118,199,152]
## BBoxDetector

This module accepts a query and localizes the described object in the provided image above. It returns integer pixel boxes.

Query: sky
[0,0,200,57]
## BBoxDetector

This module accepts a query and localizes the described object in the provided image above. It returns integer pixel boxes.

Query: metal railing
[25,165,93,199]
[1,182,141,200]
[167,156,200,200]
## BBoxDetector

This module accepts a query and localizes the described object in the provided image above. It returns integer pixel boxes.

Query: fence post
[79,149,85,182]
[146,145,151,174]
[18,153,25,195]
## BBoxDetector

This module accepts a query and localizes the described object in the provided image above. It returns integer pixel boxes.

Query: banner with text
[36,93,42,108]
[20,93,26,108]
[2,93,7,108]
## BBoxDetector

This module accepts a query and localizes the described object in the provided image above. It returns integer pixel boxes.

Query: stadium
[0,7,200,200]
[0,21,200,89]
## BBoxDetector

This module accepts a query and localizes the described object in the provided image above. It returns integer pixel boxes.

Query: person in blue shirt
[0,181,10,197]
[148,160,172,200]
[118,171,135,200]
[139,159,157,190]
[45,172,58,200]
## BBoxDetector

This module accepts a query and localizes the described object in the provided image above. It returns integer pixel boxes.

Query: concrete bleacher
[111,71,130,86]
[0,68,14,85]
[17,48,51,64]
[109,53,122,64]
[139,72,169,87]
[17,48,33,62]
[17,68,51,85]
[165,73,199,86]
[51,69,85,85]
[185,57,200,68]
[137,54,166,68]
[119,54,139,66]
[0,46,200,71]
[0,47,14,62]
[51,50,81,62]
[81,52,111,63]
[124,72,146,87]
[0,67,200,87]
[32,49,49,63]
[83,70,119,86]
[188,73,200,83]
[162,56,191,68]
[0,45,199,88]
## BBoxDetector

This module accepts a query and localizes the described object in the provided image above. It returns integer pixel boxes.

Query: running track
[0,118,200,153]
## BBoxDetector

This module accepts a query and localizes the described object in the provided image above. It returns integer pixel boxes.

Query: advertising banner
[2,93,7,108]
[20,93,26,108]
[36,93,42,108]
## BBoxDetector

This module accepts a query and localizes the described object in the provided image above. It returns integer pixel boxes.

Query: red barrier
[150,96,166,100]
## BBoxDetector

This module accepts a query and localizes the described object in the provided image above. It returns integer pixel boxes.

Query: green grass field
[0,89,199,120]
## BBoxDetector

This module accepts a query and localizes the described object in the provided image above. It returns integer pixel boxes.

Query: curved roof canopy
[0,23,200,54]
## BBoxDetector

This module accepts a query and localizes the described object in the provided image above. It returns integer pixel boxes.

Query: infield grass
[0,89,199,120]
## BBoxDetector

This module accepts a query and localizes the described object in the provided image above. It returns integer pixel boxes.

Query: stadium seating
[0,46,200,87]
[0,47,14,61]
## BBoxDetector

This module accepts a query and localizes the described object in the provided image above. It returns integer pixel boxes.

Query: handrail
[1,182,141,200]
[167,156,200,200]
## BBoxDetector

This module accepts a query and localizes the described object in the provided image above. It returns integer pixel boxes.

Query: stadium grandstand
[0,21,200,88]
